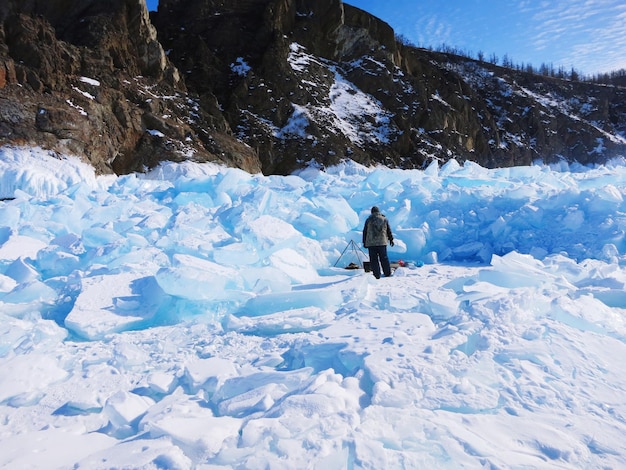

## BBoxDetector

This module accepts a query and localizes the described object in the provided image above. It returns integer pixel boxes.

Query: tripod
[334,240,368,269]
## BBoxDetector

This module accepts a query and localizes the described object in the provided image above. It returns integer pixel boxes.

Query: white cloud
[525,0,626,72]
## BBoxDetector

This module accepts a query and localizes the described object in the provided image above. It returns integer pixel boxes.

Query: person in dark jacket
[362,206,394,279]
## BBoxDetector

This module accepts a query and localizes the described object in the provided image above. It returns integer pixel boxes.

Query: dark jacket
[363,212,393,247]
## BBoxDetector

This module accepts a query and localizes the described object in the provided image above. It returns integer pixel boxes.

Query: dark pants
[368,245,391,279]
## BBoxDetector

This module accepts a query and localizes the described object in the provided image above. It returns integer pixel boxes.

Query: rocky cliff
[1,0,625,175]
[0,0,260,173]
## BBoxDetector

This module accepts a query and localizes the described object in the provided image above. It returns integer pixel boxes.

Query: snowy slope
[1,146,626,468]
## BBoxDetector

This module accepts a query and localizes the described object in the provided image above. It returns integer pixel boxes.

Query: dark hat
[371,206,380,213]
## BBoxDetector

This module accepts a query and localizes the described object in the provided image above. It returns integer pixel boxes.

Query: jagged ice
[1,146,626,468]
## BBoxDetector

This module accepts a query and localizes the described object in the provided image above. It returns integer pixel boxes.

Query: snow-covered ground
[1,146,626,469]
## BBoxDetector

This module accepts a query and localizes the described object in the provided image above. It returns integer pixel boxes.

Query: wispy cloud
[347,0,625,74]
[416,15,454,47]
[579,6,626,72]
[524,0,626,73]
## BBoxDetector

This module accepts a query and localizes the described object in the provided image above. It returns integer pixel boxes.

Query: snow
[444,60,626,152]
[148,129,166,137]
[518,86,626,145]
[1,145,626,468]
[79,77,101,87]
[286,42,397,147]
[72,85,96,101]
[66,99,88,116]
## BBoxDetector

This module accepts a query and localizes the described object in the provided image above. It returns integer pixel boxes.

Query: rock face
[0,0,260,173]
[0,0,625,175]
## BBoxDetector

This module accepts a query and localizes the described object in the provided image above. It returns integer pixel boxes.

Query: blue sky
[146,0,625,75]
[347,0,626,75]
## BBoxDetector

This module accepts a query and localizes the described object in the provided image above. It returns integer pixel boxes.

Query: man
[362,206,394,279]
